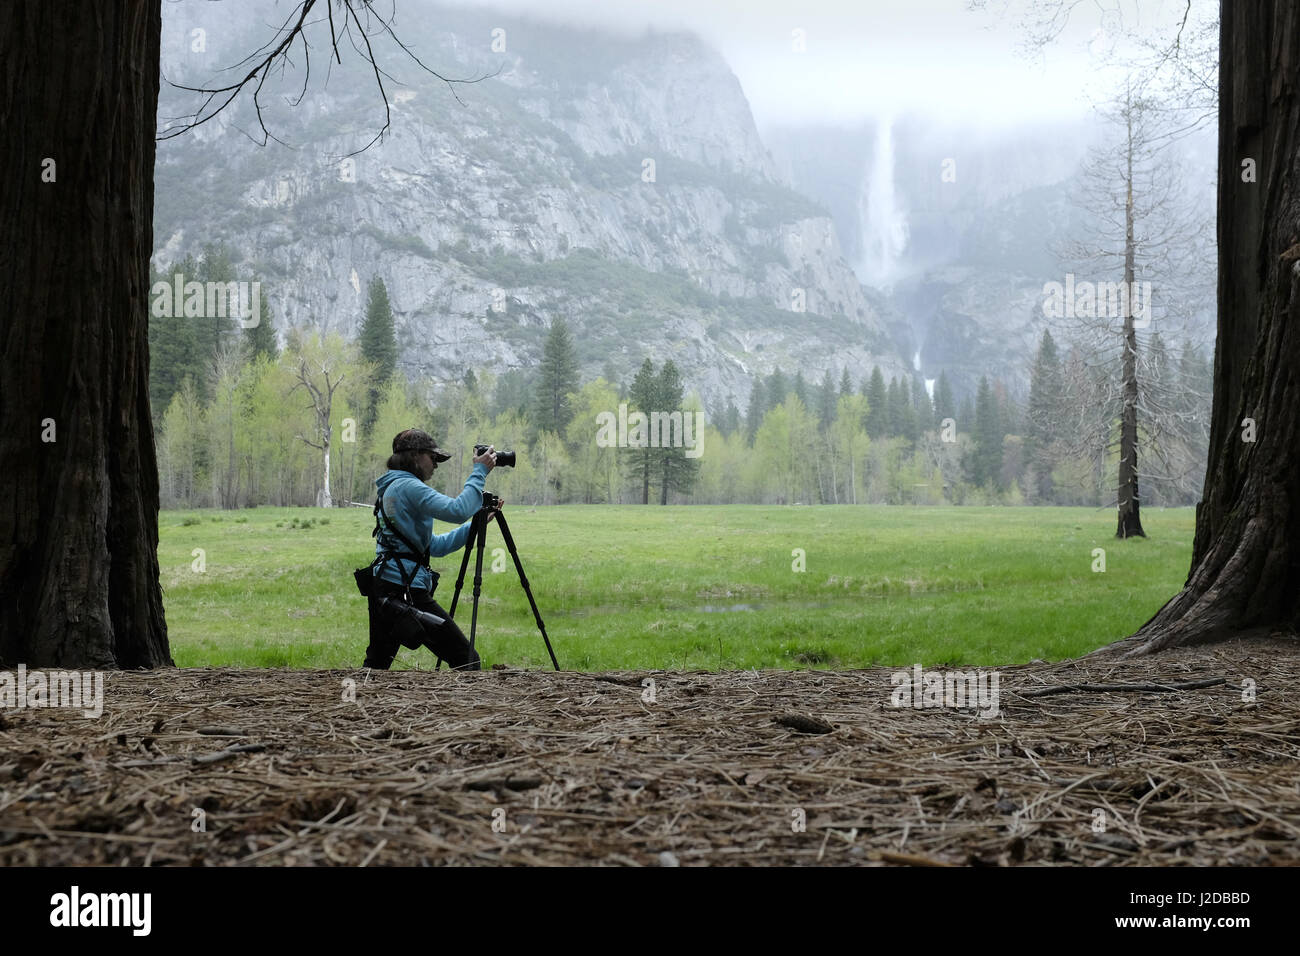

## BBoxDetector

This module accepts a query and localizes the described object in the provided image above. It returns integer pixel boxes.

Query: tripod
[437,493,560,671]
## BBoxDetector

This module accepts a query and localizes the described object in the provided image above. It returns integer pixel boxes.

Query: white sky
[438,0,1214,129]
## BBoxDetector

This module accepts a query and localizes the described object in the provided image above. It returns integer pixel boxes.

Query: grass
[158,505,1195,671]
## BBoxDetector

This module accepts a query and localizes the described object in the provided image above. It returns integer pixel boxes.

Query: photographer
[363,428,502,670]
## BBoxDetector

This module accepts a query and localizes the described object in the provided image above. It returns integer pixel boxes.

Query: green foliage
[149,245,283,417]
[754,394,816,504]
[150,294,1199,511]
[566,379,621,503]
[493,368,534,418]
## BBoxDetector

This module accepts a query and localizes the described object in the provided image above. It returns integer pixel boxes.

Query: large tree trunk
[1104,0,1300,656]
[0,2,172,668]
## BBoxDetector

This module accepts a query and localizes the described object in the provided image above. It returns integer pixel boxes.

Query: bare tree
[289,333,353,508]
[1054,76,1211,536]
[159,0,484,152]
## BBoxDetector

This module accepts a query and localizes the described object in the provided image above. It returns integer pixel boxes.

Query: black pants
[364,579,481,671]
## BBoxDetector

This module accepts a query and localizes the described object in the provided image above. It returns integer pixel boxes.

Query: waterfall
[858,116,909,288]
[913,349,935,400]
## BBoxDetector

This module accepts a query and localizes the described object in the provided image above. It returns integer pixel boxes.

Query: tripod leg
[448,510,482,620]
[468,513,489,652]
[440,510,485,672]
[493,512,561,671]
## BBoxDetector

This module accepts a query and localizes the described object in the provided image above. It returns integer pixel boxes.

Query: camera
[474,443,517,468]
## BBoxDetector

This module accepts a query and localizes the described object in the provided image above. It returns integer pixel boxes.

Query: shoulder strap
[374,493,430,562]
[373,492,432,599]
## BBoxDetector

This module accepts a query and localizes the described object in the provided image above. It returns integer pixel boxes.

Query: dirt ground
[2,638,1298,866]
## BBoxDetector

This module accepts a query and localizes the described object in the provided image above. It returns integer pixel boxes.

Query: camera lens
[473,444,515,467]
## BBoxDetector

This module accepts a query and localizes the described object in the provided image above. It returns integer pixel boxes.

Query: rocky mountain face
[154,0,911,413]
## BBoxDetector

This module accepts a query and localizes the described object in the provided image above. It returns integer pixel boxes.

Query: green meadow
[158,505,1194,671]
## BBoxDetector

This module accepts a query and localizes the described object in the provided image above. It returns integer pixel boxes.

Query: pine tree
[533,317,579,436]
[148,254,202,414]
[934,371,956,428]
[793,370,808,409]
[359,276,397,427]
[886,377,904,437]
[839,367,853,398]
[958,395,975,435]
[1026,329,1065,502]
[148,248,241,408]
[864,366,888,438]
[656,360,700,504]
[721,399,741,437]
[913,374,933,433]
[899,378,919,444]
[744,379,765,446]
[993,380,1019,436]
[244,291,278,363]
[626,358,658,503]
[766,369,789,412]
[818,369,837,431]
[967,376,1003,490]
[195,243,238,397]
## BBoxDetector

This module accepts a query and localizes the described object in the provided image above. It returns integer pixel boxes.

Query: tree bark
[1104,0,1300,655]
[0,1,171,667]
[1116,89,1146,539]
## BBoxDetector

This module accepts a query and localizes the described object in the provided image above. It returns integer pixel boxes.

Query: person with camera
[362,428,502,671]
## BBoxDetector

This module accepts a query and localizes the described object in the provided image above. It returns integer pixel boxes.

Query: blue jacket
[372,464,488,592]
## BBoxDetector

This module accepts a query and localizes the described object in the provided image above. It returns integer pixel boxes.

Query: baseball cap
[392,428,451,462]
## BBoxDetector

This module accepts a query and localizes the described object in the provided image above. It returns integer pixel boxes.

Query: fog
[436,0,1210,129]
